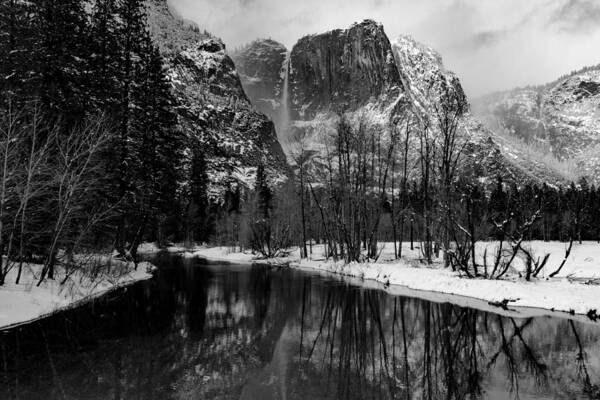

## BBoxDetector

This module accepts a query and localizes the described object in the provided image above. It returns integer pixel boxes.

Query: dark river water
[1,253,600,400]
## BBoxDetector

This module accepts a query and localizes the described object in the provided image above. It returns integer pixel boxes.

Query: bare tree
[37,116,112,285]
[417,116,436,264]
[0,100,23,285]
[302,113,399,263]
[388,110,418,260]
[434,80,468,268]
[14,105,52,283]
[288,129,318,259]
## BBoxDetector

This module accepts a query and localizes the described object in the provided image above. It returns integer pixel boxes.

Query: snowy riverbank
[0,258,155,331]
[294,259,600,318]
[165,241,600,319]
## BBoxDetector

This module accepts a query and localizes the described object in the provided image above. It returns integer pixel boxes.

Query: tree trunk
[300,167,308,258]
[410,219,414,251]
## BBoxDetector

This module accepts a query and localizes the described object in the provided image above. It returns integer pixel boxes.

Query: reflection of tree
[0,260,305,399]
[570,320,600,398]
[3,262,600,400]
[250,264,272,328]
[510,319,547,387]
[488,316,522,393]
[485,317,550,397]
[417,304,483,400]
[296,288,399,400]
[391,298,411,399]
[297,287,600,400]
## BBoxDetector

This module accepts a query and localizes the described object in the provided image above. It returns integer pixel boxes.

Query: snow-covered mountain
[232,20,404,155]
[392,35,466,117]
[232,20,570,186]
[145,0,286,199]
[230,39,287,124]
[392,35,573,185]
[287,20,401,120]
[473,65,600,182]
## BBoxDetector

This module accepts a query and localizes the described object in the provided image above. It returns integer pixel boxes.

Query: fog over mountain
[170,0,600,97]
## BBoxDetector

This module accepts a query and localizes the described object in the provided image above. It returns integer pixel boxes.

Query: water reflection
[1,254,600,399]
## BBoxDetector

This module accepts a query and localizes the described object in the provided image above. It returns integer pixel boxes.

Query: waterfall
[279,54,291,153]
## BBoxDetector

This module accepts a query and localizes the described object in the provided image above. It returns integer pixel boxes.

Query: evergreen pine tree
[89,0,121,113]
[250,163,273,256]
[31,0,91,121]
[132,36,182,242]
[489,177,507,216]
[188,148,212,242]
[566,182,581,242]
[112,0,152,255]
[0,0,35,101]
[255,163,272,220]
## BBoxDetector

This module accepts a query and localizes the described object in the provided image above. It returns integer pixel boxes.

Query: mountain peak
[393,35,444,72]
[392,34,467,116]
[145,0,210,55]
[351,19,384,31]
[289,20,401,119]
[233,38,287,56]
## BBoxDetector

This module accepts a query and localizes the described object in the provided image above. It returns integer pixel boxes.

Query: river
[1,253,599,399]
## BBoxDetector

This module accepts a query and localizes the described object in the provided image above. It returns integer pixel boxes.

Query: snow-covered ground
[160,241,600,318]
[295,259,600,317]
[139,242,291,264]
[170,241,600,278]
[0,258,154,330]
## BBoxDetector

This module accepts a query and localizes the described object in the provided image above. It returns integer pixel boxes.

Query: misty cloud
[454,30,509,54]
[548,0,600,33]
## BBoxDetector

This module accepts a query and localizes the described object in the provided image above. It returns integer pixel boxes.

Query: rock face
[231,39,287,123]
[144,0,286,199]
[473,66,600,180]
[234,20,569,185]
[390,36,566,185]
[390,36,570,184]
[231,21,403,147]
[392,35,467,117]
[288,20,402,120]
[239,25,466,128]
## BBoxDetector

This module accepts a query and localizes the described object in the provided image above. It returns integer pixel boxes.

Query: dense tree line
[0,0,194,284]
[282,161,600,259]
[231,87,599,280]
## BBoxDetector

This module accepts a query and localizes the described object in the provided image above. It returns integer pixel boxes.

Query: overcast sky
[169,0,600,97]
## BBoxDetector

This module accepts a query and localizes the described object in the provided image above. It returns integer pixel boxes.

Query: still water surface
[1,253,600,399]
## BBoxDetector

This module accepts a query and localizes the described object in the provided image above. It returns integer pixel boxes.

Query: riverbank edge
[290,259,600,324]
[166,246,600,323]
[0,264,156,332]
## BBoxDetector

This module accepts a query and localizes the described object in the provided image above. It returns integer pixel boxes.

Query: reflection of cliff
[238,324,297,400]
[172,265,303,399]
[0,261,305,400]
[1,261,600,399]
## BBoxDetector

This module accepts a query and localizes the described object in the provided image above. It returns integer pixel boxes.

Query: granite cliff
[145,0,287,199]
